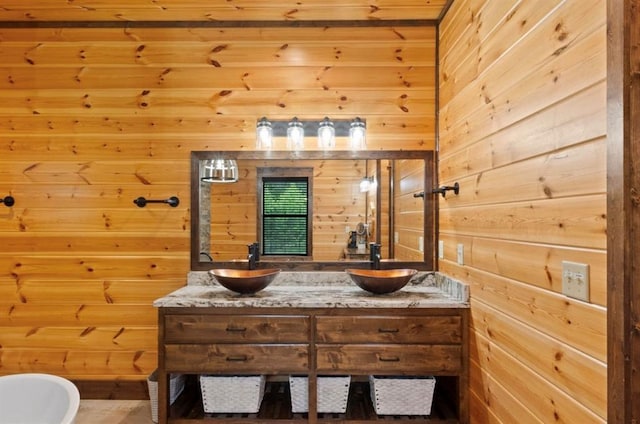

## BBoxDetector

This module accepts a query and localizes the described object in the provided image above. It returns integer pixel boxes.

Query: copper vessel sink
[346,268,418,294]
[210,268,281,294]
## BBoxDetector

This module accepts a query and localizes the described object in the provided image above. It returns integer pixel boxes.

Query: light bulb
[256,117,273,149]
[287,117,304,150]
[317,117,335,149]
[349,117,366,150]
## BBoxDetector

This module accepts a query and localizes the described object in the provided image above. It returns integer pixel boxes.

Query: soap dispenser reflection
[347,231,357,248]
[355,222,369,253]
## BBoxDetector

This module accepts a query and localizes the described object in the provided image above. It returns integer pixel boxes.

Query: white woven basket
[147,370,186,423]
[200,375,266,414]
[289,376,351,413]
[369,376,436,416]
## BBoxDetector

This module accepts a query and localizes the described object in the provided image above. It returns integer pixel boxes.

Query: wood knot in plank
[80,327,96,337]
[283,9,298,19]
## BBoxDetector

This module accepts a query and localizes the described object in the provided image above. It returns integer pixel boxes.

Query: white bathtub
[0,373,80,424]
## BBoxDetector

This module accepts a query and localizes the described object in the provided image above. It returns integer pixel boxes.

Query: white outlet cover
[438,240,444,259]
[394,232,399,243]
[456,244,464,265]
[418,236,424,252]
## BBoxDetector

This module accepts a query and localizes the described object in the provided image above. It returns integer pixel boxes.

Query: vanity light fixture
[255,117,366,150]
[201,158,239,183]
[256,117,273,149]
[287,117,305,150]
[317,117,336,150]
[349,117,366,150]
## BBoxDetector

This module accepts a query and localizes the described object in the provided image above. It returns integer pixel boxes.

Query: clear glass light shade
[256,117,273,149]
[360,176,376,193]
[287,118,305,150]
[317,117,335,149]
[349,117,366,150]
[201,159,239,183]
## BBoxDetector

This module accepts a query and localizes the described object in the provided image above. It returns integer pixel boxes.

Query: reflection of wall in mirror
[209,159,368,261]
[365,159,378,254]
[394,159,426,261]
[379,160,392,258]
[199,162,212,260]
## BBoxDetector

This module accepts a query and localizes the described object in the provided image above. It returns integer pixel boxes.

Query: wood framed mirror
[191,150,436,271]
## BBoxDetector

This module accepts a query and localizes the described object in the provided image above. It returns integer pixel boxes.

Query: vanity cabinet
[162,313,310,374]
[316,315,464,375]
[157,307,468,424]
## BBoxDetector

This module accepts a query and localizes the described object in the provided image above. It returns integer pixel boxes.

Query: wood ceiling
[0,0,452,23]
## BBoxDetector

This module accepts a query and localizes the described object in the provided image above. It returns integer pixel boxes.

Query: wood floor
[76,400,153,423]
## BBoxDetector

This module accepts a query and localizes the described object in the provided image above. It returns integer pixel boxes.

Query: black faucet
[369,243,381,270]
[247,242,260,270]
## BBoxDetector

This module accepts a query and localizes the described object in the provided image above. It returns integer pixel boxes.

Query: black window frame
[257,167,313,259]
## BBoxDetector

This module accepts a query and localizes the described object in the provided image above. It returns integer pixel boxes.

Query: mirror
[191,151,435,271]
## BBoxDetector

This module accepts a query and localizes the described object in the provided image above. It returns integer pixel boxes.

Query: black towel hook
[0,195,15,207]
[133,196,180,208]
[432,182,460,198]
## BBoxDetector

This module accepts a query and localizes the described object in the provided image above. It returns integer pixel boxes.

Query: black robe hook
[432,182,460,198]
[0,195,15,207]
[134,196,180,208]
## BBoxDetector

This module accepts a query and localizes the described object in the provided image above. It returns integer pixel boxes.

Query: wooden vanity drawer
[164,315,310,343]
[316,344,462,374]
[315,316,462,344]
[164,344,309,373]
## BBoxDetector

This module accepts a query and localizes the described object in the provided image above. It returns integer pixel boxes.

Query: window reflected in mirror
[258,167,313,258]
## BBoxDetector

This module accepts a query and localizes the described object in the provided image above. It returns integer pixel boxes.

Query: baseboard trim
[72,379,149,400]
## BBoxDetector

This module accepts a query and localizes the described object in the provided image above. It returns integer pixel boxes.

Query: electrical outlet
[456,244,464,265]
[438,240,444,259]
[394,232,399,244]
[345,225,351,234]
[418,236,424,252]
[562,261,590,302]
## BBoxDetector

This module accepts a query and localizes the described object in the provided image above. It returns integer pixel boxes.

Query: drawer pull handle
[378,356,400,362]
[226,355,248,362]
[378,328,399,333]
[225,326,247,332]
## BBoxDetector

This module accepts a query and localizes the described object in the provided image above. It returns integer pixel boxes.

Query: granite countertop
[153,271,469,309]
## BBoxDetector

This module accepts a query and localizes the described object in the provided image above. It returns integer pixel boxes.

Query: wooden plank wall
[438,0,607,422]
[0,22,436,381]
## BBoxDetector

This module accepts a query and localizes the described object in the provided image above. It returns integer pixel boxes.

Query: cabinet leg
[158,371,169,424]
